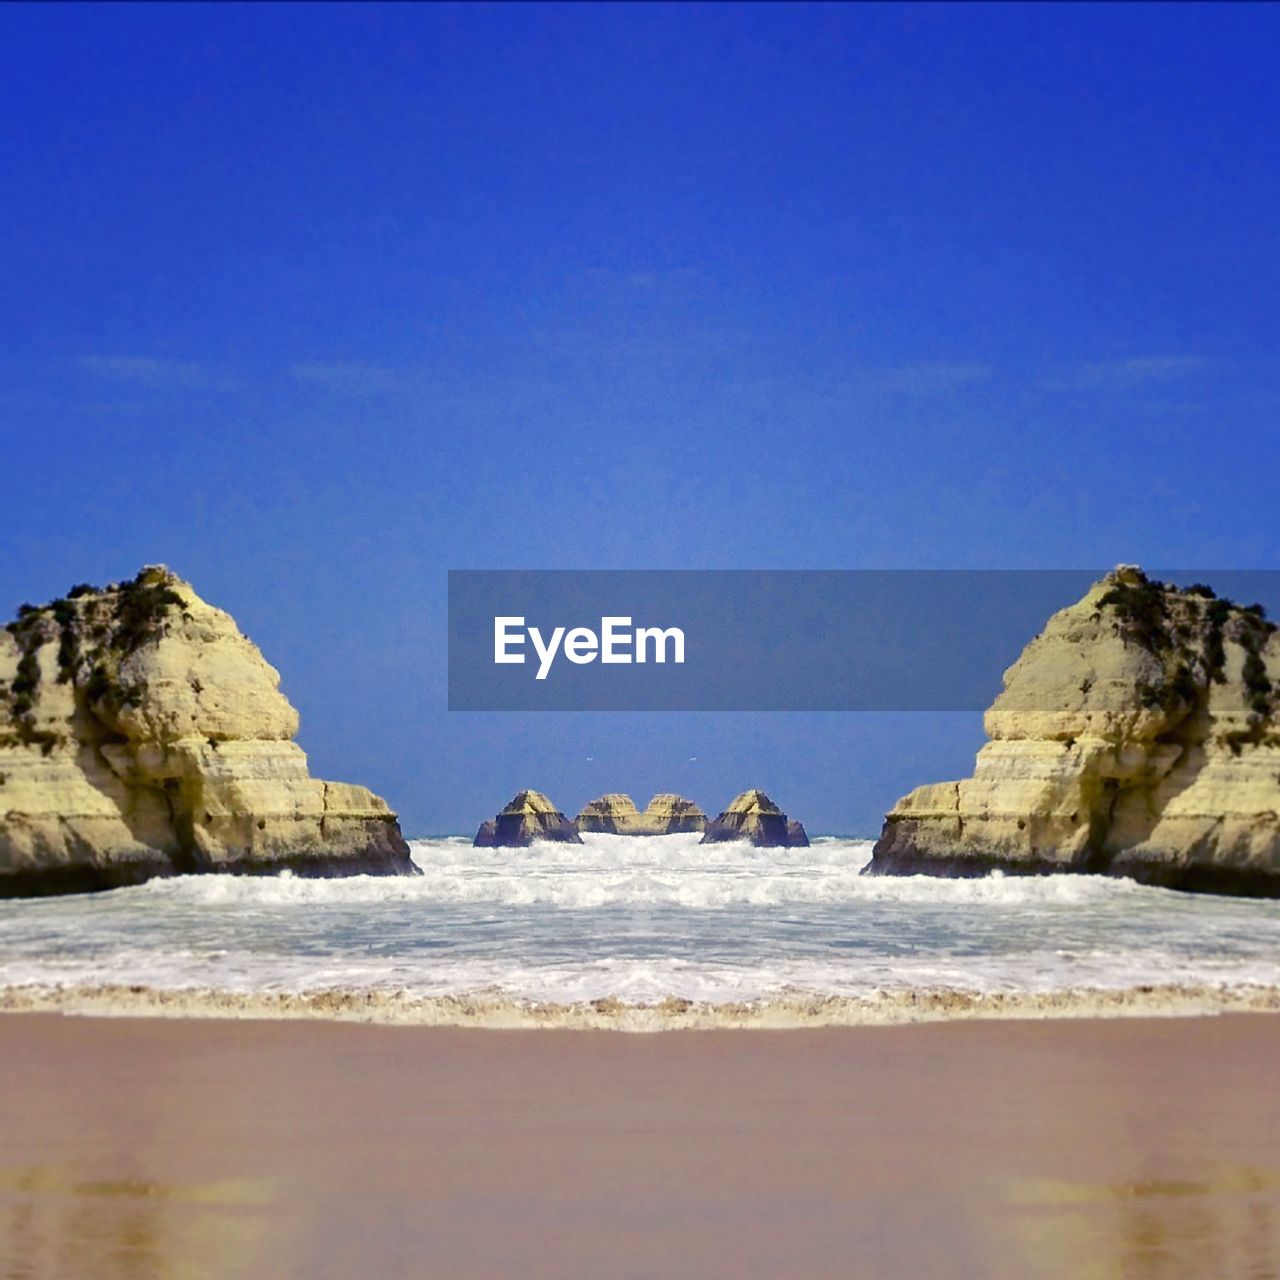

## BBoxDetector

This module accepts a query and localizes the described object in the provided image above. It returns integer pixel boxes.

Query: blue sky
[3,3,1279,834]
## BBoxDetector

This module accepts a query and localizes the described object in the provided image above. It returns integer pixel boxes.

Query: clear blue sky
[3,3,1279,834]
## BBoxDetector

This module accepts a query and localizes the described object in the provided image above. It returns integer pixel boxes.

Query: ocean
[3,833,1280,1025]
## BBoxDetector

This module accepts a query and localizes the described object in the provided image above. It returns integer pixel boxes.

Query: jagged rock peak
[701,790,807,847]
[723,789,782,815]
[501,790,564,815]
[475,790,582,847]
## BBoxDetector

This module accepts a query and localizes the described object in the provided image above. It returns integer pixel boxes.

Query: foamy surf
[4,982,1280,1031]
[2,834,1280,1026]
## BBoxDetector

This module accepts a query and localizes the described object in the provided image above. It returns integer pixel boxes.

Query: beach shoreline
[2,1011,1278,1278]
[5,979,1280,1029]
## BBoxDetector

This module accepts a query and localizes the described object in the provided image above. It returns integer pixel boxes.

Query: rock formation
[700,790,807,847]
[575,793,643,834]
[476,790,582,847]
[786,820,810,848]
[638,793,707,834]
[0,566,414,897]
[867,567,1280,897]
[573,792,707,835]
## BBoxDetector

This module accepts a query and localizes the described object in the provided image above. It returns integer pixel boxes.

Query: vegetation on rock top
[2,568,192,743]
[1094,568,1276,745]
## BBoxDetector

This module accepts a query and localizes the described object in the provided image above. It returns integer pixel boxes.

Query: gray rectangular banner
[447,570,1280,711]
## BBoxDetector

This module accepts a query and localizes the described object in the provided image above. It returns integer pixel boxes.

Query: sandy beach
[1,1014,1278,1279]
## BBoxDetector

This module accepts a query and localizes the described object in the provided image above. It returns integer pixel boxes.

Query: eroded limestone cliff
[0,566,414,896]
[867,567,1280,896]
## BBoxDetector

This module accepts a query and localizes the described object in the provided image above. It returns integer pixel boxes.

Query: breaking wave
[2,833,1279,1022]
[128,834,1149,909]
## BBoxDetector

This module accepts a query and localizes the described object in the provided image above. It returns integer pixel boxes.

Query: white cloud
[877,361,994,394]
[1070,355,1209,388]
[78,355,209,386]
[290,361,399,394]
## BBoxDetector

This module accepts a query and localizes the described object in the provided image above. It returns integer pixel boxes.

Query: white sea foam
[1,834,1279,1017]
[121,834,1149,908]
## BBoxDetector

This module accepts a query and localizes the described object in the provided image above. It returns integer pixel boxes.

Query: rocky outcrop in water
[574,792,707,835]
[0,566,414,898]
[638,793,707,834]
[575,793,643,834]
[867,567,1280,897]
[476,790,582,847]
[786,820,810,848]
[700,790,807,847]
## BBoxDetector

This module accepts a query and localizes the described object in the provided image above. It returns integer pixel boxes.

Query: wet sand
[1,1014,1278,1279]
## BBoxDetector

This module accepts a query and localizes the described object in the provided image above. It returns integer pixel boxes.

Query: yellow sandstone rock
[0,567,413,896]
[701,789,806,847]
[476,790,581,846]
[572,792,707,835]
[868,568,1280,896]
[575,793,644,834]
[638,793,707,835]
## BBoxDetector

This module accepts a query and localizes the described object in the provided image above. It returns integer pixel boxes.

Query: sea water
[2,833,1280,1011]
